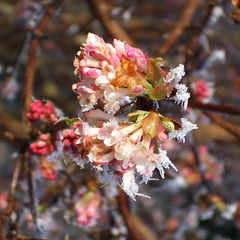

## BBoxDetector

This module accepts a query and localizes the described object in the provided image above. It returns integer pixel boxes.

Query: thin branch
[189,99,240,116]
[206,112,240,141]
[22,36,38,129]
[158,0,199,55]
[185,0,217,68]
[117,190,142,240]
[193,123,239,144]
[10,156,22,197]
[87,0,135,45]
[26,151,39,225]
[22,0,65,129]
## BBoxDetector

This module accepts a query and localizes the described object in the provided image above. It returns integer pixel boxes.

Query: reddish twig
[189,99,240,116]
[87,0,135,46]
[117,190,142,240]
[158,0,199,56]
[22,36,38,128]
[22,0,65,129]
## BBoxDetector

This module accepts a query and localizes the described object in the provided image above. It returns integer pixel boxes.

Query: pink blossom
[73,110,177,199]
[29,133,56,156]
[62,121,82,156]
[0,191,8,209]
[73,33,190,114]
[39,157,57,181]
[191,80,213,103]
[73,33,148,114]
[69,33,197,199]
[27,100,58,123]
[75,191,101,227]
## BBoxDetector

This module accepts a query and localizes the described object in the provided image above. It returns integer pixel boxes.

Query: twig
[185,0,217,68]
[158,0,199,55]
[206,112,240,141]
[22,0,65,129]
[117,190,142,240]
[26,151,39,225]
[130,214,157,240]
[87,0,135,45]
[189,99,240,116]
[10,156,22,197]
[22,36,38,130]
[193,123,239,144]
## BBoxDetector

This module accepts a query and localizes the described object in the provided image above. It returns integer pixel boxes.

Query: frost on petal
[71,156,85,169]
[97,165,116,186]
[165,64,185,83]
[120,169,139,201]
[120,169,151,200]
[156,148,178,178]
[168,118,198,143]
[171,83,190,110]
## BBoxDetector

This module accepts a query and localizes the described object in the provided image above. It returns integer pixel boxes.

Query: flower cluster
[73,33,189,114]
[74,190,101,227]
[29,133,56,156]
[64,108,196,199]
[27,99,58,123]
[38,157,58,181]
[191,80,214,103]
[62,121,82,157]
[65,33,198,199]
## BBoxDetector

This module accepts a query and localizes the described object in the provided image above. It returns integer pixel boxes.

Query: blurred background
[1,0,240,239]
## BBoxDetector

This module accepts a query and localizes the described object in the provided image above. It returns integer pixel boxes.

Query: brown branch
[22,0,65,129]
[130,214,157,240]
[189,99,240,116]
[26,151,39,227]
[87,0,135,46]
[22,37,38,127]
[206,112,240,141]
[185,0,217,68]
[10,156,22,197]
[193,123,239,144]
[117,190,142,240]
[158,0,199,55]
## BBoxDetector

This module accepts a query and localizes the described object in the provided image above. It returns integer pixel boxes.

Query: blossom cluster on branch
[69,33,197,199]
[27,33,198,200]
